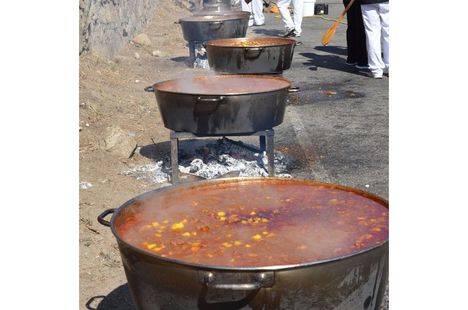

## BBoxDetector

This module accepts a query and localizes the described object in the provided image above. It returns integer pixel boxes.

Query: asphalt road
[248,11,389,199]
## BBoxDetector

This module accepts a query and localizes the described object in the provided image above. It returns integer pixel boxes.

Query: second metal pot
[206,37,297,74]
[145,75,292,136]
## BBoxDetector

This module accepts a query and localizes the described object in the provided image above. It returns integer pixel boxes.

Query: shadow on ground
[139,141,170,161]
[299,52,367,76]
[251,28,284,37]
[170,56,189,63]
[86,284,135,310]
[314,45,348,56]
[138,139,227,162]
[170,56,194,68]
[139,137,274,163]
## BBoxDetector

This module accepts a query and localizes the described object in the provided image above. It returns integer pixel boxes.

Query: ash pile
[123,138,294,184]
[192,43,209,69]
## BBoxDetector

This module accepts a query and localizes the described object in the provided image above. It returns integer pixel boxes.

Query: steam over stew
[116,179,388,268]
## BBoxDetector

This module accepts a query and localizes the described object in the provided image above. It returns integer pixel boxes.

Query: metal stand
[170,129,275,184]
[188,41,196,61]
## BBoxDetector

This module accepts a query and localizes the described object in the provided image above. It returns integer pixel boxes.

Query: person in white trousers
[360,0,389,78]
[276,0,304,37]
[241,0,265,27]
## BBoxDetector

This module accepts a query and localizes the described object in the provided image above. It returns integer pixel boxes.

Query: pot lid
[113,178,388,270]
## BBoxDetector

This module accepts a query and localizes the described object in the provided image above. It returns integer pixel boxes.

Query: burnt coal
[123,138,293,184]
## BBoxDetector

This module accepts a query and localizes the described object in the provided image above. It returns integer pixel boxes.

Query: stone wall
[79,0,158,58]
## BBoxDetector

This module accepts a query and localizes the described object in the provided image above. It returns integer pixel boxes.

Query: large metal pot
[179,12,250,44]
[98,178,389,310]
[145,75,292,136]
[206,37,297,74]
[201,0,232,12]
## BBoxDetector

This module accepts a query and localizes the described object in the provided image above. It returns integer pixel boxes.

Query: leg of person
[241,0,254,27]
[277,0,295,34]
[344,0,357,65]
[344,0,357,64]
[361,4,384,77]
[379,2,389,73]
[291,0,304,36]
[252,0,265,25]
[355,4,368,67]
[350,2,368,67]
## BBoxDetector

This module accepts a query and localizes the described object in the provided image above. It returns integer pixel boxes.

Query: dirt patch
[79,0,196,307]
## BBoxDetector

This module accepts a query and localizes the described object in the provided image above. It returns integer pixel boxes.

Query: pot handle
[97,209,115,227]
[144,85,155,93]
[200,271,275,291]
[244,47,263,59]
[194,96,226,117]
[209,21,224,30]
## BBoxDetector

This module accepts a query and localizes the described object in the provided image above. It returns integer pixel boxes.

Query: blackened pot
[200,0,232,12]
[179,12,250,44]
[145,75,292,136]
[98,178,389,310]
[206,37,297,74]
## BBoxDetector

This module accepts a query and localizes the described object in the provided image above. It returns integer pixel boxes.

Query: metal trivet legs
[170,129,275,184]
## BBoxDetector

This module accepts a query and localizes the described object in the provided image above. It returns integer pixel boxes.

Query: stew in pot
[115,179,388,268]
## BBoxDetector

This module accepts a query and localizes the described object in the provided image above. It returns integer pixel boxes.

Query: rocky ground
[80,2,388,309]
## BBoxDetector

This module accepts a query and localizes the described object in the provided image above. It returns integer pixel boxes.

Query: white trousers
[276,0,304,35]
[361,3,389,75]
[241,0,265,26]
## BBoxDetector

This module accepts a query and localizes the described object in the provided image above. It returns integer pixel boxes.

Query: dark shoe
[346,61,357,66]
[355,64,370,70]
[283,29,296,37]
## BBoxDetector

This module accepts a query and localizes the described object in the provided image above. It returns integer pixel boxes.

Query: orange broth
[116,179,388,268]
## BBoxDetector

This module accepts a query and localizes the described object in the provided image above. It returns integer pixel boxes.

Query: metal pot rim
[206,37,297,48]
[152,75,292,96]
[106,177,389,272]
[179,12,250,23]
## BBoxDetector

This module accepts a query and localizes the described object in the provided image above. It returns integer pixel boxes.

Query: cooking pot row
[178,11,299,74]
